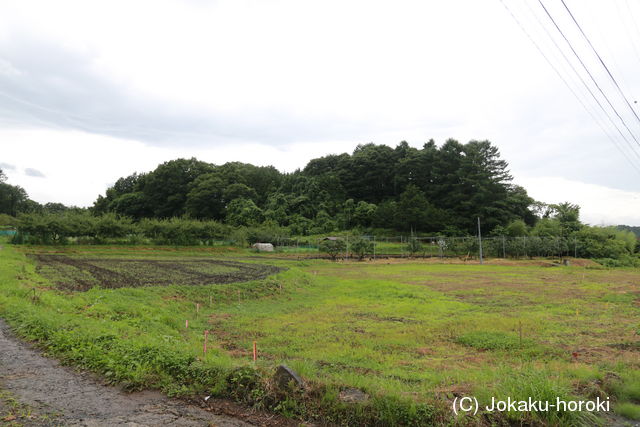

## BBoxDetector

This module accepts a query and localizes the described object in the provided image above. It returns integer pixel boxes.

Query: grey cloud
[0,162,16,170]
[0,35,406,148]
[24,167,45,177]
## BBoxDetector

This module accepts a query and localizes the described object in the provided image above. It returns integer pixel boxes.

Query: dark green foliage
[0,171,31,216]
[244,223,290,245]
[226,198,264,227]
[406,238,423,255]
[91,140,537,236]
[617,225,640,239]
[350,237,373,260]
[13,213,228,246]
[504,219,528,237]
[319,239,346,260]
[574,227,637,259]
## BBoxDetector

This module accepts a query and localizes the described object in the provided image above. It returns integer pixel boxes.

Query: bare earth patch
[29,254,282,291]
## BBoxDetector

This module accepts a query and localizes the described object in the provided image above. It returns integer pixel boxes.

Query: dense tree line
[12,212,231,245]
[92,140,535,235]
[4,141,638,264]
[617,225,640,238]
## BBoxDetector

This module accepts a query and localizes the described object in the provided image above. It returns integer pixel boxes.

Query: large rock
[274,365,304,390]
[251,243,274,252]
[338,388,369,403]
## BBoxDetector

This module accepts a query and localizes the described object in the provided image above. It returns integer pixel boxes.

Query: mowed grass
[1,242,639,425]
[214,260,639,418]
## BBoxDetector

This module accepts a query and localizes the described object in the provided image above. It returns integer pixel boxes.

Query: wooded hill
[92,139,535,235]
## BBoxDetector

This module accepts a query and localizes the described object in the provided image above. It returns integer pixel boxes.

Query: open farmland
[1,243,639,425]
[29,253,281,291]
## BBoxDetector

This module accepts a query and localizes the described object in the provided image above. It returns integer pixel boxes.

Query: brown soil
[29,255,282,292]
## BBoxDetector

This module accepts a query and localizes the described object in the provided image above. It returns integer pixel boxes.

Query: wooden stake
[185,319,189,328]
[253,341,257,361]
[196,303,200,314]
[203,330,209,355]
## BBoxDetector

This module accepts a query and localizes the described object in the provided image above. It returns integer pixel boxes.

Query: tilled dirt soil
[0,319,252,426]
[29,255,282,291]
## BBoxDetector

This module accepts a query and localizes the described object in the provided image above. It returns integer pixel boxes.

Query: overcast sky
[2,0,640,225]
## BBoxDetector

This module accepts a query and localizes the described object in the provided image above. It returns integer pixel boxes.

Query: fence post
[345,235,349,260]
[373,235,376,260]
[477,217,483,265]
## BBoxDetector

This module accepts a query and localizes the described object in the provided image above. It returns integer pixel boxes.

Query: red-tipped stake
[204,330,209,355]
[253,341,257,361]
[185,319,189,329]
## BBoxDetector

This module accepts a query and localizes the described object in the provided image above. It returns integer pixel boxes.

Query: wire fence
[271,235,583,259]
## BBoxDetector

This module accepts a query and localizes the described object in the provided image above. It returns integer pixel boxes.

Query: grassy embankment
[0,241,639,425]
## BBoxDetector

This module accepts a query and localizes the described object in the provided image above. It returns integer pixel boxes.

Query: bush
[406,238,423,256]
[13,213,229,246]
[575,227,636,259]
[350,237,373,260]
[245,223,289,245]
[319,239,346,261]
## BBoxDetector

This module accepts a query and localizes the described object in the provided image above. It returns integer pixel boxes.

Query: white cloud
[1,0,639,224]
[519,176,640,226]
[0,58,20,76]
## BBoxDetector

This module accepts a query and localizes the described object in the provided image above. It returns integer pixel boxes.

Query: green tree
[141,158,214,218]
[185,174,226,220]
[319,238,346,261]
[0,181,29,216]
[350,237,373,260]
[550,202,581,237]
[505,219,528,237]
[406,238,423,256]
[225,198,263,226]
[353,201,377,227]
[224,183,258,203]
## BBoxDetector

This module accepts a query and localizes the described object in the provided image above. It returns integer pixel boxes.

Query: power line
[498,0,640,173]
[537,0,640,151]
[519,0,640,164]
[560,0,640,128]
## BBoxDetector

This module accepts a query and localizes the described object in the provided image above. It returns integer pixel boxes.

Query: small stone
[338,388,369,403]
[274,365,304,390]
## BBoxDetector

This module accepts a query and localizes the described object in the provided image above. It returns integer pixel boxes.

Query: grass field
[0,241,639,425]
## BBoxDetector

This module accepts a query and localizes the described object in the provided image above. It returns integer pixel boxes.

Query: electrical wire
[537,0,640,151]
[520,0,640,163]
[498,0,640,173]
[560,0,640,128]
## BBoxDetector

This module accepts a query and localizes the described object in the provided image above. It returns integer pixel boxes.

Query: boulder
[338,388,369,403]
[274,365,304,390]
[251,243,274,252]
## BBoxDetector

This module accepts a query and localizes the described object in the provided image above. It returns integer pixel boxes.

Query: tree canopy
[91,140,538,235]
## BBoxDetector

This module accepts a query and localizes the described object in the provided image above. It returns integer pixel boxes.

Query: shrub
[319,239,346,261]
[350,237,373,260]
[406,238,423,256]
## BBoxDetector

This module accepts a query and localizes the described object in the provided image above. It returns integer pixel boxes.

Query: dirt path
[0,319,252,427]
